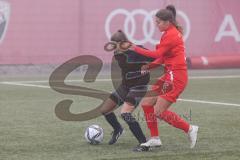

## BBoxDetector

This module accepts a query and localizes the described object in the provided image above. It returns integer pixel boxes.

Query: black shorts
[109,84,148,107]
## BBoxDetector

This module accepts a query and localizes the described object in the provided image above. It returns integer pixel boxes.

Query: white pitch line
[1,81,240,108]
[0,75,240,84]
[0,82,109,94]
[0,82,50,89]
[189,75,240,79]
[0,79,112,84]
[178,98,240,107]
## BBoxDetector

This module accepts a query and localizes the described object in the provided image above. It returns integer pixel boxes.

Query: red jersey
[134,25,187,72]
[134,25,188,102]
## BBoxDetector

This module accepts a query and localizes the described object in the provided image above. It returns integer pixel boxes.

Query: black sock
[104,112,122,131]
[121,113,146,144]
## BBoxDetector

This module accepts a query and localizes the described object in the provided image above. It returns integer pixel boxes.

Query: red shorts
[151,70,188,103]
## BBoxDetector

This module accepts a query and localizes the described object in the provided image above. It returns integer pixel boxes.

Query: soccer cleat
[188,125,199,148]
[132,145,150,152]
[140,137,162,147]
[108,127,124,145]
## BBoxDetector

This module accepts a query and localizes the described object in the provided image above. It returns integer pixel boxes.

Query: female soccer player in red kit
[130,5,199,149]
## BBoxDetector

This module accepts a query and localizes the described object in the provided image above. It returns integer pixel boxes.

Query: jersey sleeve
[132,46,154,62]
[133,32,175,59]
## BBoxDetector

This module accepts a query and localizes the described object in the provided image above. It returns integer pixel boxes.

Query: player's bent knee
[141,97,156,106]
[120,103,135,114]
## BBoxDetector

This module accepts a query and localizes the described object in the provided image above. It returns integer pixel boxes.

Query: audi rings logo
[105,9,190,45]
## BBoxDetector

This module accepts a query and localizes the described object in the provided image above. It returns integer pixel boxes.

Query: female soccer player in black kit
[100,30,154,152]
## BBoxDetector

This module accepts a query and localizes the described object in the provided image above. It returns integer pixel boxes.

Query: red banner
[0,0,239,65]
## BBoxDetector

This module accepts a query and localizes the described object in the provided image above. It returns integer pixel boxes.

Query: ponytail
[165,5,183,34]
[166,5,176,19]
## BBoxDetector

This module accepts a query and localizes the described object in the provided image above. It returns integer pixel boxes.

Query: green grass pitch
[0,70,240,160]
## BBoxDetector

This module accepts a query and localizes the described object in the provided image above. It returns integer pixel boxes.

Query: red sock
[142,105,159,137]
[159,110,190,133]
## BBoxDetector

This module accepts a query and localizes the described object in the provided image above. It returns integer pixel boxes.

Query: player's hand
[118,41,133,51]
[141,65,150,75]
[128,42,136,51]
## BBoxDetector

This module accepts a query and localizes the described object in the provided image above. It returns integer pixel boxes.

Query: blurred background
[0,0,239,76]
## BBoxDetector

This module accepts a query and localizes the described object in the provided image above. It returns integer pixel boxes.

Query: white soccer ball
[84,125,104,144]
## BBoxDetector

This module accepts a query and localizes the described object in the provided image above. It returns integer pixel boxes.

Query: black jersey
[113,49,154,87]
